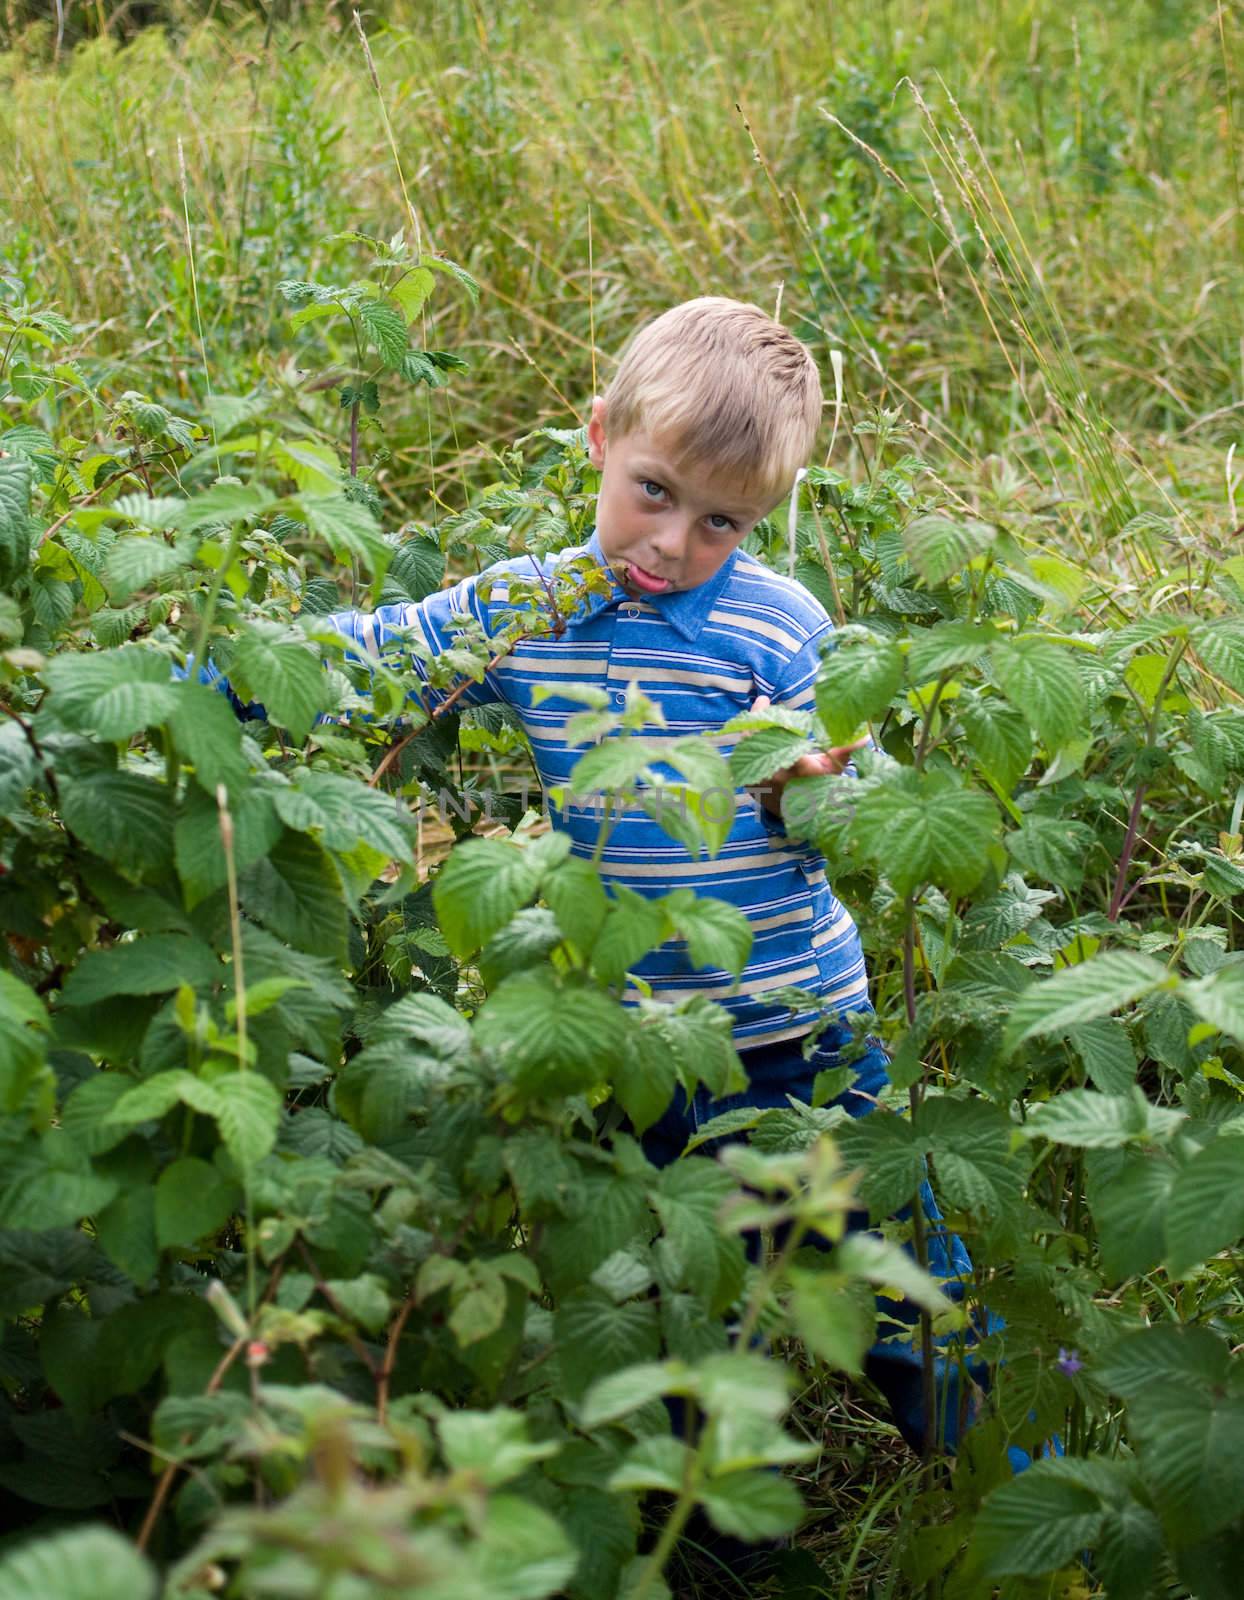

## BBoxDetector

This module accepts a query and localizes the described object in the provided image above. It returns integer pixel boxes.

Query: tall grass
[0,0,1239,540]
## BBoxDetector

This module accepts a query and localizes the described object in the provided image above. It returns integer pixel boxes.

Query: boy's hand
[746,695,869,819]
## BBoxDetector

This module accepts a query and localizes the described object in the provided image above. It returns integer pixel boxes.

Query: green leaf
[1005,813,1097,892]
[1165,1136,1244,1275]
[1189,619,1244,695]
[42,645,180,740]
[213,1072,282,1167]
[439,1407,560,1487]
[1022,1087,1184,1148]
[907,619,998,680]
[989,635,1085,750]
[1182,966,1244,1046]
[591,887,668,986]
[836,1231,955,1313]
[168,481,275,531]
[62,934,219,1007]
[542,854,609,952]
[1004,952,1169,1047]
[175,782,282,908]
[612,1023,679,1135]
[835,1113,925,1218]
[59,770,175,878]
[729,725,814,785]
[1128,1374,1244,1544]
[274,768,412,860]
[391,266,436,322]
[788,1268,873,1373]
[300,493,390,581]
[976,1459,1108,1577]
[95,1184,159,1284]
[108,1070,223,1126]
[653,1161,741,1306]
[1086,1147,1175,1280]
[474,971,621,1097]
[959,693,1033,790]
[0,1525,155,1600]
[847,768,999,896]
[662,889,753,977]
[814,627,903,742]
[700,1469,804,1540]
[609,1436,692,1494]
[1069,1017,1137,1094]
[231,623,324,741]
[0,457,33,583]
[472,1493,578,1600]
[105,534,191,597]
[581,1361,690,1427]
[240,829,348,960]
[155,1157,240,1250]
[903,513,996,585]
[554,1288,660,1402]
[433,837,540,957]
[167,681,250,796]
[359,297,409,368]
[273,438,340,494]
[0,972,51,1113]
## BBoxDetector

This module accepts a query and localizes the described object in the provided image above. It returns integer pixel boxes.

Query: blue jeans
[640,1017,990,1456]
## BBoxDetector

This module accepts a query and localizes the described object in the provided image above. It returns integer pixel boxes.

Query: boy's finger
[751,693,772,712]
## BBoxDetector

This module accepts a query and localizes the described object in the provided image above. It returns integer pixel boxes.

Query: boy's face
[586,396,780,599]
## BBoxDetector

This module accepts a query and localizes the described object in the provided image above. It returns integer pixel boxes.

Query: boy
[211,296,978,1453]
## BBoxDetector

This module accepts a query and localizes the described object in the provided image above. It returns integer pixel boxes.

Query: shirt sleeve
[186,568,510,726]
[322,568,506,720]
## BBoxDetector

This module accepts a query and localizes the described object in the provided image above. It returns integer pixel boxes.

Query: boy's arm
[192,570,508,725]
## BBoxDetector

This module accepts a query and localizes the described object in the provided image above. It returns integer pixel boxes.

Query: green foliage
[0,195,1241,1599]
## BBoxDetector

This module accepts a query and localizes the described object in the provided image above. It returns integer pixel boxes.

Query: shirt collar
[574,526,738,643]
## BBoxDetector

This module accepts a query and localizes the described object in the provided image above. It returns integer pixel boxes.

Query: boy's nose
[651,517,693,563]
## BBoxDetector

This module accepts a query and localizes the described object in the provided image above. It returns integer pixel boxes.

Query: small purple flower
[1057,1347,1083,1376]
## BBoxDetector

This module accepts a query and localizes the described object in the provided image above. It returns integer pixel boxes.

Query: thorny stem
[376,1291,417,1427]
[1107,640,1186,921]
[903,895,937,1464]
[136,1255,286,1554]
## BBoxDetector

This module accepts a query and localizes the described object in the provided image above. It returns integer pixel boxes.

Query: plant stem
[189,522,243,676]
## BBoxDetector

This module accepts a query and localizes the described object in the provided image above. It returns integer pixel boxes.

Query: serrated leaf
[976,1460,1108,1576]
[990,635,1085,750]
[0,1525,156,1600]
[474,970,622,1097]
[213,1071,282,1166]
[391,266,436,322]
[814,628,903,742]
[729,725,814,784]
[554,1287,660,1402]
[1165,1136,1244,1274]
[62,935,220,1007]
[42,645,181,740]
[155,1157,239,1250]
[1004,952,1169,1046]
[432,837,540,957]
[359,298,409,368]
[168,481,275,531]
[300,494,390,582]
[959,693,1033,790]
[847,768,999,896]
[232,623,324,740]
[662,889,753,977]
[1189,619,1244,694]
[274,768,412,860]
[1022,1087,1184,1148]
[59,770,176,876]
[700,1469,804,1540]
[904,513,996,584]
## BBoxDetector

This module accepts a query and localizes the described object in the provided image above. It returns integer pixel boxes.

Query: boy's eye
[640,480,665,500]
[707,514,735,532]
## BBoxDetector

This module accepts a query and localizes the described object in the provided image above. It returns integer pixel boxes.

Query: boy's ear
[586,395,607,469]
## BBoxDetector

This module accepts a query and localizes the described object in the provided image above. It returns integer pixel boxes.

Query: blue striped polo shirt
[324,527,869,1051]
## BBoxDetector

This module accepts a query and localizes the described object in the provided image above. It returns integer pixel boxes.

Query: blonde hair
[601,297,822,507]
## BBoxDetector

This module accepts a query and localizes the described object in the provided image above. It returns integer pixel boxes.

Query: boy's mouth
[624,562,673,594]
